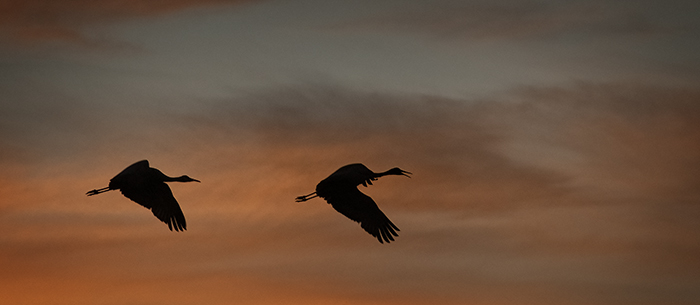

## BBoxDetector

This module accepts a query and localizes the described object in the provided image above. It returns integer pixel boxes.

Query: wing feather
[119,182,187,232]
[323,188,399,243]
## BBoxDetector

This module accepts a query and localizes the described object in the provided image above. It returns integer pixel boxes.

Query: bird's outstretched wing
[109,160,149,187]
[119,182,187,232]
[325,189,399,243]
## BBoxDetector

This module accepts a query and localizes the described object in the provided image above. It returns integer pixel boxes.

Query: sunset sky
[1,0,700,304]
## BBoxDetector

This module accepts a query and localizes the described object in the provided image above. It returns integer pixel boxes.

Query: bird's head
[385,167,412,178]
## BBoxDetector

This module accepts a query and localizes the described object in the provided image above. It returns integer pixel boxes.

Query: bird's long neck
[165,175,190,182]
[375,170,394,178]
[374,168,410,178]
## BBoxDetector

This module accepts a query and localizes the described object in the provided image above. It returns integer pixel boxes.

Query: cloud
[495,83,700,201]
[5,79,700,236]
[0,0,256,44]
[180,85,572,213]
[330,0,690,41]
[182,82,700,259]
[2,81,700,304]
[186,82,700,209]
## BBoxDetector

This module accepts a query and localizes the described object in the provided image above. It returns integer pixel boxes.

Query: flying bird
[295,163,411,243]
[86,160,199,231]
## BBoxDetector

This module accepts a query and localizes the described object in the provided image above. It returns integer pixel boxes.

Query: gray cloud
[185,82,700,288]
[188,82,700,208]
[183,85,572,212]
[496,83,700,200]
[330,0,696,41]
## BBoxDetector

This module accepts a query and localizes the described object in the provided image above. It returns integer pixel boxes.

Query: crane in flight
[86,160,199,232]
[296,163,411,243]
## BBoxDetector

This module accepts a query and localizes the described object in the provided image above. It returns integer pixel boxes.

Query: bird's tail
[86,187,110,196]
[295,192,317,202]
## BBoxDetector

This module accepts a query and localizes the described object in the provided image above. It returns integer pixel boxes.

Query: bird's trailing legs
[295,192,318,202]
[86,187,110,196]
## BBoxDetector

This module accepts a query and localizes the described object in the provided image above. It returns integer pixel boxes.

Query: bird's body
[296,163,410,243]
[86,160,199,231]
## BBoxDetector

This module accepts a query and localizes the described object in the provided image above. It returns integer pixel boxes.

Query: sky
[1,0,700,304]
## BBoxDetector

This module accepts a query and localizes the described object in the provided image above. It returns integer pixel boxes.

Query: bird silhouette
[86,160,199,231]
[296,163,411,243]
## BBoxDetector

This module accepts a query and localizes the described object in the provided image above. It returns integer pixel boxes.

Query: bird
[86,160,199,232]
[295,163,411,243]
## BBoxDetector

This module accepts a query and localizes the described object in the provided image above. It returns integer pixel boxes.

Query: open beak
[401,170,412,178]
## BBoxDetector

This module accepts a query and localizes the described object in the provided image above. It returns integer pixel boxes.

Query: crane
[295,163,411,243]
[86,160,199,231]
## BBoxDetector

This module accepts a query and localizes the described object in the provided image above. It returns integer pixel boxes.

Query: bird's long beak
[401,170,412,178]
[193,179,201,183]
